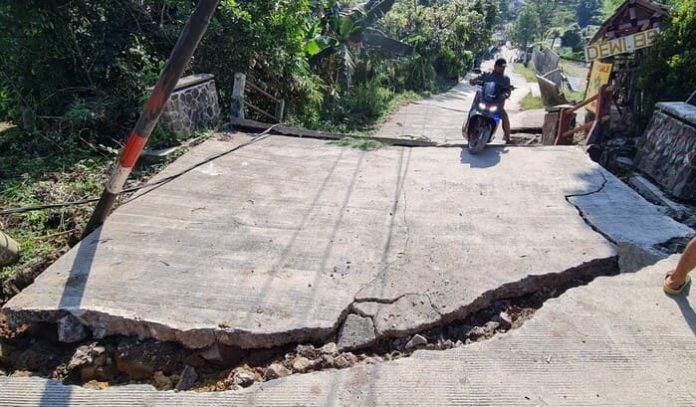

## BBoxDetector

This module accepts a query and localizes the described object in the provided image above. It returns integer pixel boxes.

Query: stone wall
[158,74,220,138]
[635,102,696,201]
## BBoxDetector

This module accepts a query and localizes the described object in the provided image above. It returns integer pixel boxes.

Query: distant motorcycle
[463,80,514,154]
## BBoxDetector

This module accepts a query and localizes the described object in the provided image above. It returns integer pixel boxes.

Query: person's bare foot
[665,273,687,290]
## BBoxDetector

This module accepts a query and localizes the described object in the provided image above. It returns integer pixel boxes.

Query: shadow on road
[39,226,103,406]
[671,284,696,337]
[459,146,508,168]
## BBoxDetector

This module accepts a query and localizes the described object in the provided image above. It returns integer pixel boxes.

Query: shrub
[637,0,696,122]
[343,79,392,120]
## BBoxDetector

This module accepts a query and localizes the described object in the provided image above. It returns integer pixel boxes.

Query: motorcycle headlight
[478,102,486,110]
[489,105,498,112]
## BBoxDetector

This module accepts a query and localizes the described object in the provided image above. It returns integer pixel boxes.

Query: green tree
[637,0,696,122]
[561,24,585,51]
[576,0,602,26]
[510,6,541,51]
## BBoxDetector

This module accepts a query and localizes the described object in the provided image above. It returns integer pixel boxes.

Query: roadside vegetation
[520,93,544,110]
[0,122,193,301]
[330,137,386,151]
[514,63,538,83]
[637,0,696,122]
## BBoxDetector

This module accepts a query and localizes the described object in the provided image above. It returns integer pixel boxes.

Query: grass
[329,136,386,151]
[0,123,195,294]
[559,59,589,79]
[520,93,544,110]
[513,63,538,83]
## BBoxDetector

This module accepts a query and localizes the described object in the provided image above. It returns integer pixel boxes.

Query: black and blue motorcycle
[463,80,514,154]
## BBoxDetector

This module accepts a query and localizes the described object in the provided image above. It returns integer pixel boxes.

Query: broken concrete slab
[566,166,692,249]
[3,137,688,352]
[3,256,694,406]
[628,175,689,220]
[337,314,376,351]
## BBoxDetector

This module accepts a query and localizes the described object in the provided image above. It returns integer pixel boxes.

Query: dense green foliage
[637,0,696,119]
[507,0,602,51]
[509,6,540,49]
[0,0,498,139]
[378,0,497,91]
[561,24,585,51]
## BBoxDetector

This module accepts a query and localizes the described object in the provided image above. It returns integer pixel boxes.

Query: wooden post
[231,73,246,120]
[0,230,19,266]
[275,99,285,123]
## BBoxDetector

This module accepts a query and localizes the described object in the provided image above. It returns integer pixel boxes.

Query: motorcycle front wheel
[467,122,492,154]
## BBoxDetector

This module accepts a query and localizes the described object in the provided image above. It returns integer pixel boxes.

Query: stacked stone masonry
[635,102,696,201]
[158,74,221,139]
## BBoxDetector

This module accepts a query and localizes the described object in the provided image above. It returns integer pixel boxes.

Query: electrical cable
[0,124,279,216]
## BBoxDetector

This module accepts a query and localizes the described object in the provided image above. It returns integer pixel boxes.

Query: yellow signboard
[585,28,660,62]
[586,61,613,113]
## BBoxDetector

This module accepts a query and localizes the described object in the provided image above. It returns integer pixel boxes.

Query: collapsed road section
[2,135,691,360]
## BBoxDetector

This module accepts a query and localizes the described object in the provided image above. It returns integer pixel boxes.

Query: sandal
[664,273,691,296]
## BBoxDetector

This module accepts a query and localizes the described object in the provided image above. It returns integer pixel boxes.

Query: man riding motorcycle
[468,58,512,143]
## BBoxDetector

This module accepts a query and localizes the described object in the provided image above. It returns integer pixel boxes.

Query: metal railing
[555,85,613,146]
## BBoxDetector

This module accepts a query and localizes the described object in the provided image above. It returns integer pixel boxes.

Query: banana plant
[305,0,410,87]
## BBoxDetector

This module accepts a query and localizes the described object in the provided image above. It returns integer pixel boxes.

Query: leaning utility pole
[82,0,220,238]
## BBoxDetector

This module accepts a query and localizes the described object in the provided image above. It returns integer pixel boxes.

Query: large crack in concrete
[564,170,613,243]
[0,254,620,393]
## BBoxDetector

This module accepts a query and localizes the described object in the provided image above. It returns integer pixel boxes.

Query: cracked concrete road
[3,134,690,352]
[3,256,695,406]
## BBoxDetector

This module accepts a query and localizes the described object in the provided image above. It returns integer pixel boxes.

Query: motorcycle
[463,80,514,154]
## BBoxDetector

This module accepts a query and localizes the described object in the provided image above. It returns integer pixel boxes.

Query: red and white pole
[82,0,220,238]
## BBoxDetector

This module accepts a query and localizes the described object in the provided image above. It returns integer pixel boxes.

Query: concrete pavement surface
[3,135,690,352]
[2,256,695,406]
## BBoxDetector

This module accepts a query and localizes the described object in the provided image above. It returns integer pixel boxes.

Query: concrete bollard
[0,230,20,266]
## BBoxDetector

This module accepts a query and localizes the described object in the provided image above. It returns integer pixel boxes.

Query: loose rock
[232,369,256,388]
[57,315,88,343]
[263,363,291,380]
[153,371,174,390]
[175,365,198,391]
[296,344,318,359]
[116,339,181,380]
[495,311,513,330]
[319,342,338,356]
[405,334,428,349]
[199,343,244,366]
[321,355,335,367]
[484,321,500,332]
[291,356,315,373]
[333,355,352,369]
[82,380,109,391]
